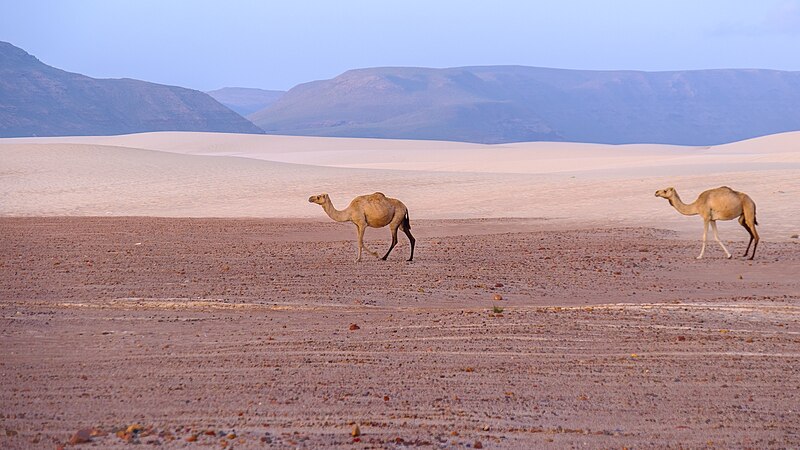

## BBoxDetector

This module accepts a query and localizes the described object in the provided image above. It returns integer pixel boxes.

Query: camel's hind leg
[710,221,732,259]
[381,224,399,260]
[748,225,760,260]
[739,215,755,258]
[697,220,709,259]
[400,212,415,261]
[401,225,415,261]
[741,200,759,260]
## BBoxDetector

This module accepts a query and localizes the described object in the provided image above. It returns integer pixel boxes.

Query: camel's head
[308,193,329,205]
[655,187,676,199]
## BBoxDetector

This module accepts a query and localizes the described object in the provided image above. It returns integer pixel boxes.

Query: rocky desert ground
[2,217,799,449]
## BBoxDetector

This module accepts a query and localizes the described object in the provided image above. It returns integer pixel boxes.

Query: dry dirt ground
[1,217,799,449]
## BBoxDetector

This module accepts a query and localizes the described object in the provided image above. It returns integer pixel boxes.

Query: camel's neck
[321,200,350,223]
[669,193,698,216]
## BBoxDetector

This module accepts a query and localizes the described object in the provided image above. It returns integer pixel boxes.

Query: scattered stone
[791,234,798,239]
[349,323,360,331]
[69,429,93,445]
[474,440,484,449]
[351,424,361,437]
[186,434,198,442]
[383,395,390,401]
[116,431,131,441]
[227,433,236,439]
[494,283,504,288]
[126,424,143,434]
[677,336,686,342]
[493,294,503,301]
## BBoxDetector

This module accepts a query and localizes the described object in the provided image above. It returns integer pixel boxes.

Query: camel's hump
[370,192,386,198]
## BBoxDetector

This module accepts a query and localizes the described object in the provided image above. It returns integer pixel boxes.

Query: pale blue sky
[2,0,799,91]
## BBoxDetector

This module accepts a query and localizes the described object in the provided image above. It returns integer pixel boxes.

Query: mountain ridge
[249,65,800,145]
[206,87,285,116]
[0,41,263,138]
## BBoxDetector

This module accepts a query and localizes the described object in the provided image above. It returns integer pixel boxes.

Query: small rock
[351,424,361,437]
[69,429,93,445]
[186,434,198,442]
[227,433,236,439]
[349,324,360,331]
[493,294,503,301]
[494,283,504,288]
[677,336,686,341]
[116,431,131,441]
[126,424,143,434]
[474,441,484,449]
[791,234,798,239]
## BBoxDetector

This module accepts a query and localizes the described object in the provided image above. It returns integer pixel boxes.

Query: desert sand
[2,131,800,238]
[1,132,800,448]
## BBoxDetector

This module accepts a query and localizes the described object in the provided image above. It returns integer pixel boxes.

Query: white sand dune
[2,132,799,239]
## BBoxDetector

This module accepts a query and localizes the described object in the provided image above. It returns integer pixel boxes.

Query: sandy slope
[2,132,799,239]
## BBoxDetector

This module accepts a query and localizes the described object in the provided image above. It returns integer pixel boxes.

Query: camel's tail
[403,210,411,231]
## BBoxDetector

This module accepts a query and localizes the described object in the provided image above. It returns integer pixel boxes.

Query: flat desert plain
[1,132,800,448]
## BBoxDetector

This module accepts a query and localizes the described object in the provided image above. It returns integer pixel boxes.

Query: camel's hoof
[726,255,732,259]
[695,256,703,260]
[381,256,388,261]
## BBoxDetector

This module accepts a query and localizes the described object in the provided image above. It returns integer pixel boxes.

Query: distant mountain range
[249,66,800,145]
[0,41,262,137]
[4,40,800,144]
[206,87,285,116]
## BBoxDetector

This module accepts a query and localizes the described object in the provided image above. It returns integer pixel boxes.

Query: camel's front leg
[356,224,379,261]
[356,224,366,262]
[697,220,709,259]
[710,221,732,259]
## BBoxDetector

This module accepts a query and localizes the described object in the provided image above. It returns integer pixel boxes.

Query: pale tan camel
[655,186,759,260]
[308,192,415,261]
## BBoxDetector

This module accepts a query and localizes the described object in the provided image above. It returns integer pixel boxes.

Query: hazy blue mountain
[250,65,800,145]
[0,41,263,137]
[206,87,285,116]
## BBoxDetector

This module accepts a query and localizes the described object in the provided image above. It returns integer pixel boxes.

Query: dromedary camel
[308,192,416,262]
[655,186,759,260]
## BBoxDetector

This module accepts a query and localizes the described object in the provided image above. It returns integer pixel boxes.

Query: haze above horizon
[2,0,799,92]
